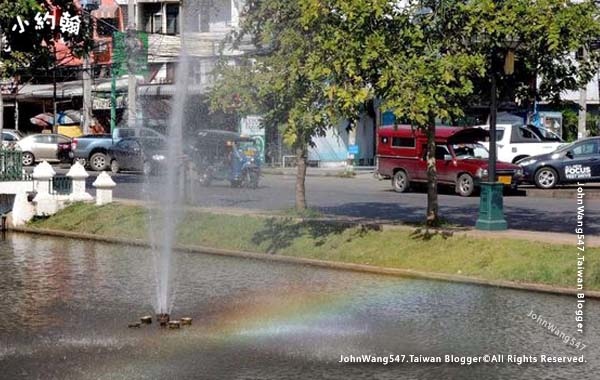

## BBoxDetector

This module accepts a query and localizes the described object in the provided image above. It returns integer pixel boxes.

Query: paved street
[74,169,600,236]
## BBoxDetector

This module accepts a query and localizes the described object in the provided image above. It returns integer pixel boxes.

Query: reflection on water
[0,232,598,379]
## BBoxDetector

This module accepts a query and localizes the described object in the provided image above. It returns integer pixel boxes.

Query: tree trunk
[295,144,307,211]
[425,120,439,227]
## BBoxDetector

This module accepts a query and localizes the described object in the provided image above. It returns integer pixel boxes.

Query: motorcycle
[193,130,262,189]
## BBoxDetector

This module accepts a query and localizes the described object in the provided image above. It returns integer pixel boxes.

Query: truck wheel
[456,173,474,197]
[534,167,558,189]
[89,152,108,171]
[392,170,409,193]
[199,175,212,187]
[22,152,35,166]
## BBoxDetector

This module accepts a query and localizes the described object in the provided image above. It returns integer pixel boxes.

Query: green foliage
[210,1,332,150]
[463,0,600,104]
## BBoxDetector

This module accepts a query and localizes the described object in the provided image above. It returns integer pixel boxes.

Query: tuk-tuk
[193,130,261,188]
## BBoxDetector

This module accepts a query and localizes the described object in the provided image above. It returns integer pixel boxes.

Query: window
[435,145,451,160]
[140,128,162,138]
[451,143,489,160]
[33,135,54,144]
[143,4,162,34]
[391,137,415,148]
[2,132,15,142]
[511,126,541,143]
[166,4,179,35]
[495,130,504,141]
[572,141,597,157]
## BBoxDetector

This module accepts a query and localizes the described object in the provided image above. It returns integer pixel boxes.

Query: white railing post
[32,161,58,215]
[67,162,93,202]
[93,171,116,206]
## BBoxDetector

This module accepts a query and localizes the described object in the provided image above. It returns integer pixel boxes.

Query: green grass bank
[26,202,600,291]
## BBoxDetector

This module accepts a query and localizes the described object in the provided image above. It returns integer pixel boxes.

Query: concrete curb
[10,226,600,299]
[262,169,373,178]
[525,188,600,200]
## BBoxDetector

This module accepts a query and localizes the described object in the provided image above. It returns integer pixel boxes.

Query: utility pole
[0,28,4,146]
[82,53,92,134]
[53,44,58,134]
[82,8,92,135]
[578,47,588,139]
[127,0,137,128]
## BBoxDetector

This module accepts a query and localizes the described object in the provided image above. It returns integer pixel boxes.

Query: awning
[92,5,119,19]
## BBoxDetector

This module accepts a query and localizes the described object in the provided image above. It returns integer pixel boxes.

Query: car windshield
[553,141,577,153]
[451,143,489,160]
[526,125,564,142]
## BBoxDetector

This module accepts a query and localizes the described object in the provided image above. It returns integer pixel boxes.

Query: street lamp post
[476,45,516,231]
[127,0,137,129]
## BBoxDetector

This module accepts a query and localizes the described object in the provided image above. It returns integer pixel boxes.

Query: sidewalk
[115,198,600,248]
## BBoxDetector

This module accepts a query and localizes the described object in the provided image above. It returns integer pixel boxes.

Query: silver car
[16,133,71,166]
[1,129,24,148]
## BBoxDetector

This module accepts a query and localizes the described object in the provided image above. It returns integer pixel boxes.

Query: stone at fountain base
[181,317,192,326]
[157,313,170,327]
[141,316,153,324]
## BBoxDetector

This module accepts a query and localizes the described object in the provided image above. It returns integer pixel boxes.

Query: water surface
[0,233,597,379]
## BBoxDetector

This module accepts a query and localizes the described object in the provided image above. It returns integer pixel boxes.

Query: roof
[379,125,488,143]
[13,77,133,100]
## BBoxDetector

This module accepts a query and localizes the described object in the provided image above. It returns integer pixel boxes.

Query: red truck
[375,125,523,196]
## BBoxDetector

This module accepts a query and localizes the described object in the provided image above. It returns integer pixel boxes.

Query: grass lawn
[27,202,600,290]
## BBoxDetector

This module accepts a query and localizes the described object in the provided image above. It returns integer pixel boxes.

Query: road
[75,169,600,235]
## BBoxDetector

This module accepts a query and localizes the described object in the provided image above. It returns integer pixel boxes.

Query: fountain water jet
[152,51,190,316]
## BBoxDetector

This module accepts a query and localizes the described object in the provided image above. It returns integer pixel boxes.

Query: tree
[462,0,600,106]
[300,0,484,226]
[210,0,333,210]
[299,0,600,226]
[0,1,84,77]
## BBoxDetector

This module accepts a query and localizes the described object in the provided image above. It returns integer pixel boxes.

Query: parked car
[518,137,600,189]
[1,129,24,148]
[193,130,261,188]
[57,140,73,164]
[107,137,168,175]
[476,123,564,163]
[15,133,71,166]
[376,125,523,196]
[72,127,166,171]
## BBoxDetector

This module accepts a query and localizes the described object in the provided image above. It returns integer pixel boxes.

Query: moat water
[0,233,597,379]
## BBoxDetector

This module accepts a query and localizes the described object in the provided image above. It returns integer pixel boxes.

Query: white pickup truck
[476,123,565,163]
